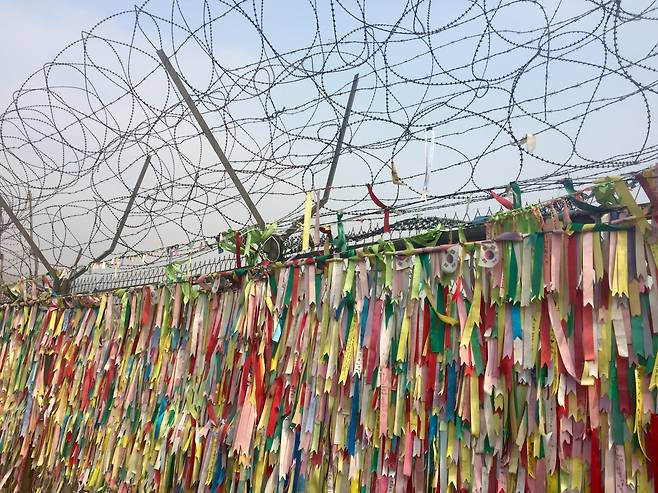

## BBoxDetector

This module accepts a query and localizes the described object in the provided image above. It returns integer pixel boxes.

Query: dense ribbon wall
[3,224,658,492]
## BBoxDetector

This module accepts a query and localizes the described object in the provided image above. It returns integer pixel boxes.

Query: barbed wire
[0,0,657,280]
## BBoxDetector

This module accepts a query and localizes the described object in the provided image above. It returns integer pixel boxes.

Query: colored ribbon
[302,192,313,251]
[2,217,658,492]
[366,184,391,233]
[235,231,242,268]
[423,127,434,200]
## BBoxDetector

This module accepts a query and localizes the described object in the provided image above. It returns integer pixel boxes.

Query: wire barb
[0,1,655,283]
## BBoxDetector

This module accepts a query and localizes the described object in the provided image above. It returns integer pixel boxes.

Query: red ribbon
[590,428,601,493]
[141,287,151,328]
[647,414,658,491]
[582,304,595,361]
[207,400,218,426]
[616,353,632,415]
[490,190,513,210]
[367,184,391,232]
[266,377,283,437]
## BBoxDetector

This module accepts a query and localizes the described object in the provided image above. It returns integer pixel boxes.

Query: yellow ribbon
[396,309,411,363]
[460,275,482,347]
[635,367,647,458]
[611,177,650,234]
[424,281,459,326]
[302,192,313,251]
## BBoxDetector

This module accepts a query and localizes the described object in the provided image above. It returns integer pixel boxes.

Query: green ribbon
[407,227,443,249]
[508,244,518,302]
[315,272,322,308]
[470,326,484,376]
[568,222,631,232]
[631,316,645,360]
[420,253,432,279]
[563,178,612,213]
[283,267,295,307]
[591,180,621,207]
[609,349,625,445]
[531,233,544,300]
[333,213,347,253]
[649,334,658,373]
[430,285,446,354]
[268,272,278,299]
[510,181,522,209]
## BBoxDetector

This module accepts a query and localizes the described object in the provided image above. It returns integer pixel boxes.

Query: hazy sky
[0,1,656,279]
[0,1,134,104]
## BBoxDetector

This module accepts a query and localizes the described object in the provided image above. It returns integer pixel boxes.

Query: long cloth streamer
[2,211,658,493]
[367,183,391,232]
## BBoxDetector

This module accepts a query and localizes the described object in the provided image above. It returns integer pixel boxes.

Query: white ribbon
[423,127,434,200]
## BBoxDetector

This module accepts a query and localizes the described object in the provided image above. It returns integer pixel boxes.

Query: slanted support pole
[0,192,60,289]
[27,190,38,276]
[321,73,359,208]
[285,73,359,237]
[67,155,152,288]
[157,49,266,229]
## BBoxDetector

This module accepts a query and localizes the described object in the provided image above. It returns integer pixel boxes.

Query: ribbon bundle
[3,221,658,492]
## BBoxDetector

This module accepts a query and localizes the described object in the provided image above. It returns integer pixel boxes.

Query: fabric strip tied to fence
[3,222,658,492]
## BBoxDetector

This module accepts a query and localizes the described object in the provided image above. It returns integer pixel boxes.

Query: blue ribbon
[512,304,522,340]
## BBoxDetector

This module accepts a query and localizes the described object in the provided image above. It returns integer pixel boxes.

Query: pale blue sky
[0,1,134,103]
[0,1,656,277]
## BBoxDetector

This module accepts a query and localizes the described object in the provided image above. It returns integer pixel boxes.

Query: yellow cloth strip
[302,192,313,251]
